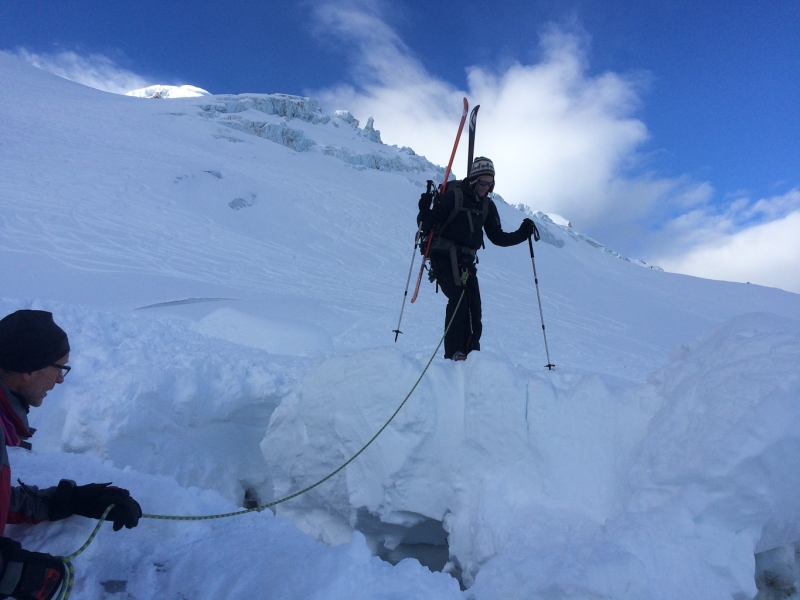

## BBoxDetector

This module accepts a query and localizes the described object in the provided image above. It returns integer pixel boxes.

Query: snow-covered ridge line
[508,200,663,269]
[127,84,211,98]
[196,92,445,176]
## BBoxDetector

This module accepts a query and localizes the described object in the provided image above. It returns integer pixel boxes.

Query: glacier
[2,50,800,599]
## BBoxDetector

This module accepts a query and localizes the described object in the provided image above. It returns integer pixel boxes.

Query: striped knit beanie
[469,156,495,192]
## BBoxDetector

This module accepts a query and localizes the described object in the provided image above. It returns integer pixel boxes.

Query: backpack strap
[429,185,490,287]
[440,186,463,233]
[448,241,460,288]
[440,186,488,234]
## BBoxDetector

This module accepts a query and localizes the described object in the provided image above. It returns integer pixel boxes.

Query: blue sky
[2,0,799,292]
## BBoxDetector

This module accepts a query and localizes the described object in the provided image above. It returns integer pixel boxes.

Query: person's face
[475,176,494,197]
[19,352,69,407]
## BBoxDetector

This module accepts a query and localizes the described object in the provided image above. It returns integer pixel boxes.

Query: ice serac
[334,110,360,128]
[197,92,442,175]
[262,313,800,597]
[360,117,382,143]
[200,93,331,124]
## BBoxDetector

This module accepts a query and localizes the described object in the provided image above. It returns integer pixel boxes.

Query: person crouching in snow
[0,310,142,600]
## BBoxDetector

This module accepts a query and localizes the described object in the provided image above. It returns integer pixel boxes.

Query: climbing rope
[55,287,467,597]
[55,504,113,600]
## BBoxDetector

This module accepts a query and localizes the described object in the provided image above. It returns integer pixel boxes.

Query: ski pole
[410,226,434,304]
[392,227,419,342]
[394,181,435,341]
[528,234,554,370]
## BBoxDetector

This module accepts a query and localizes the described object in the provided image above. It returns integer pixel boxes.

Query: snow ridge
[127,84,210,98]
[512,202,662,268]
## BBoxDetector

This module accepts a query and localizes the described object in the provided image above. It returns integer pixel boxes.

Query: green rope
[143,287,467,521]
[55,287,467,598]
[55,504,114,600]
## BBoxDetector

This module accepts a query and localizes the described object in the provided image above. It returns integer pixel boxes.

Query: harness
[430,187,490,286]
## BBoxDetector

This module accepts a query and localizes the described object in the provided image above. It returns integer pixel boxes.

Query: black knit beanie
[0,310,70,373]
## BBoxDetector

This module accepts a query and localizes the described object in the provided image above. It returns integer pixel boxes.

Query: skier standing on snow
[0,310,142,600]
[418,157,535,360]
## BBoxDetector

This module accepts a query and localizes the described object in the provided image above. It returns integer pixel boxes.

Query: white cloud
[653,189,800,293]
[14,48,150,95]
[310,2,713,246]
[311,1,800,295]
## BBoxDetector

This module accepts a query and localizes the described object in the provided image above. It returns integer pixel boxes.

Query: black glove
[418,192,433,211]
[519,218,535,239]
[49,480,142,531]
[0,537,65,600]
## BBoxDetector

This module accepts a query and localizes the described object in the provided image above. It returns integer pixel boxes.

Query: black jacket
[419,179,526,254]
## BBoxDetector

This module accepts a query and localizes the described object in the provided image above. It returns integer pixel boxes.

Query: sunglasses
[51,363,71,378]
[476,179,493,188]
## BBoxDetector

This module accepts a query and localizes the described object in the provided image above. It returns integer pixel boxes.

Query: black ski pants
[431,255,482,359]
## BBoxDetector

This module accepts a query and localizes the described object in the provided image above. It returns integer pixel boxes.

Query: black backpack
[417,180,490,286]
[418,180,489,254]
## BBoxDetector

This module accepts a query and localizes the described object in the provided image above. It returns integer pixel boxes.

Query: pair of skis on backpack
[414,99,478,303]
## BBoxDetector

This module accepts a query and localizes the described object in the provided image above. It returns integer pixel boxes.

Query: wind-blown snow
[2,50,800,599]
[126,84,211,98]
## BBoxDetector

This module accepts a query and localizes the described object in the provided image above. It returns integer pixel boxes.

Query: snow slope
[2,51,800,599]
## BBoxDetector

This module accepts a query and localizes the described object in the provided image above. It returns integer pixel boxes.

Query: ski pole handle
[528,236,541,285]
